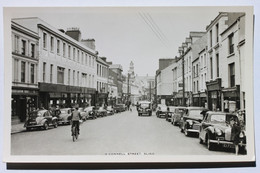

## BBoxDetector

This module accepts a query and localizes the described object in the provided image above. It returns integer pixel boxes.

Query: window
[197,81,199,93]
[92,75,94,87]
[210,57,213,79]
[216,53,219,77]
[63,43,66,56]
[31,64,35,83]
[21,61,26,82]
[50,36,54,52]
[82,52,84,64]
[77,71,79,86]
[57,40,60,54]
[85,54,88,65]
[57,67,65,84]
[73,48,76,61]
[43,62,46,82]
[21,40,26,55]
[196,64,198,77]
[14,35,19,53]
[13,59,19,82]
[43,33,47,49]
[31,44,35,58]
[50,64,53,83]
[77,50,80,62]
[204,53,206,67]
[229,34,234,54]
[89,55,92,66]
[216,23,219,43]
[68,69,71,85]
[68,45,71,58]
[210,30,212,47]
[73,70,75,85]
[92,57,94,67]
[229,63,235,87]
[97,64,99,75]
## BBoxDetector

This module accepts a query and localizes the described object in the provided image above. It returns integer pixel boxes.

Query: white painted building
[12,17,98,108]
[11,20,40,122]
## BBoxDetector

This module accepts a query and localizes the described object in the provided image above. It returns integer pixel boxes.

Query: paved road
[11,109,235,155]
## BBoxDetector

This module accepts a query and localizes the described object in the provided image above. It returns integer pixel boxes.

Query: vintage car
[24,109,58,130]
[58,108,72,125]
[96,107,107,117]
[84,106,96,119]
[179,107,207,136]
[199,111,246,151]
[106,106,114,115]
[138,101,152,116]
[171,107,187,126]
[78,107,87,121]
[165,106,176,122]
[113,104,126,113]
[156,104,168,118]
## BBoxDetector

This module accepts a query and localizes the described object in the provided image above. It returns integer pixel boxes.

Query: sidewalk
[11,118,26,134]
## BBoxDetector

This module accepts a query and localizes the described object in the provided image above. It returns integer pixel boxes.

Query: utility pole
[127,72,130,102]
[149,81,151,101]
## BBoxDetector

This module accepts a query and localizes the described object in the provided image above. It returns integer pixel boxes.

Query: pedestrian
[230,117,241,155]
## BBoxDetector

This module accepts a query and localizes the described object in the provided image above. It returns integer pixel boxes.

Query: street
[11,109,235,155]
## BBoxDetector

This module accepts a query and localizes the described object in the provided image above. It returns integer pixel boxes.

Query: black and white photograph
[1,4,256,168]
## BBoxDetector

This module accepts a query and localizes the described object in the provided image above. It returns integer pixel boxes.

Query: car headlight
[188,121,193,126]
[215,128,222,136]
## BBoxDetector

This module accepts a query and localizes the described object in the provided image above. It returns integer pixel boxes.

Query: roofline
[220,14,245,36]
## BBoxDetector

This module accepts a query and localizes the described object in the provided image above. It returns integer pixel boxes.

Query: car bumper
[25,124,44,128]
[209,139,246,147]
[187,129,200,133]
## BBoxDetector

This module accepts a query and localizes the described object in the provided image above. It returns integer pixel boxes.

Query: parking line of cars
[156,105,247,154]
[24,104,127,131]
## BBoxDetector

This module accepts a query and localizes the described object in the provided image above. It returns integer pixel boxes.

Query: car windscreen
[160,106,167,111]
[189,109,204,119]
[210,114,227,123]
[140,103,150,108]
[37,110,47,117]
[176,109,185,114]
[60,110,67,114]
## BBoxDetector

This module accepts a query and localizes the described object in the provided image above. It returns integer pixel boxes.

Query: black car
[137,101,152,116]
[179,107,208,136]
[113,104,126,113]
[199,111,246,151]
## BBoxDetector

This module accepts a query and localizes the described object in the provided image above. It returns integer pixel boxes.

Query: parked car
[96,107,107,117]
[165,106,176,122]
[199,111,246,151]
[106,106,114,115]
[179,107,207,136]
[156,104,168,118]
[137,101,152,116]
[78,107,87,121]
[171,107,187,126]
[84,106,96,119]
[58,108,72,125]
[24,109,58,130]
[114,104,126,113]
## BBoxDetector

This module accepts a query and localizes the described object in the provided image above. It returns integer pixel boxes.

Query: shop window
[57,66,65,84]
[31,64,35,83]
[229,33,234,54]
[21,61,26,83]
[229,63,235,87]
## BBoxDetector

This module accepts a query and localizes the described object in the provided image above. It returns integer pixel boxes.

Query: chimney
[65,28,81,41]
[101,57,107,62]
[81,39,96,50]
[59,29,65,33]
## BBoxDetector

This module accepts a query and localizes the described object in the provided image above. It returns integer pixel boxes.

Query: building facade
[13,18,97,109]
[11,20,40,122]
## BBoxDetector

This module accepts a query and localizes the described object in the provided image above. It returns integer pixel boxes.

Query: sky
[8,7,246,76]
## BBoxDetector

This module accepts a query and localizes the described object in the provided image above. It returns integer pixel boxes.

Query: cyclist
[71,107,82,136]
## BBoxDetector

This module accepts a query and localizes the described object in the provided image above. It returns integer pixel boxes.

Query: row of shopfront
[12,83,110,122]
[156,79,243,113]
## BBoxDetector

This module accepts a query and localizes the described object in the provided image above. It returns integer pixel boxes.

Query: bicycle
[72,122,79,142]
